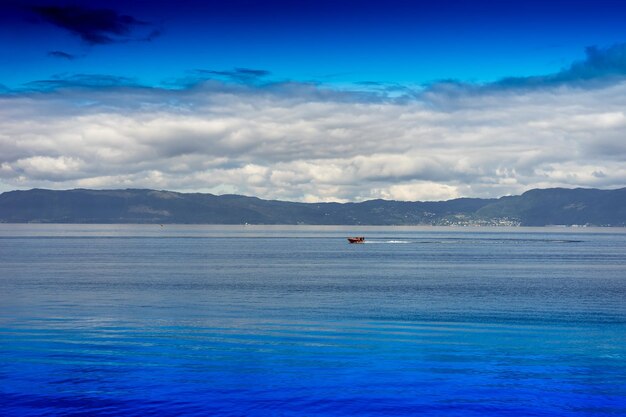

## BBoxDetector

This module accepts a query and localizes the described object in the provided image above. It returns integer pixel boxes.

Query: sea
[1,224,625,416]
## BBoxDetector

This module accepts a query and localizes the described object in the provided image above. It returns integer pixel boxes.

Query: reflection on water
[1,225,625,416]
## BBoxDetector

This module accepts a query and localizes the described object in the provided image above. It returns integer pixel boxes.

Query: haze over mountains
[1,187,625,226]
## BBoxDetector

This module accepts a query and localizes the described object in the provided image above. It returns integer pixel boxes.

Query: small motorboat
[347,237,365,244]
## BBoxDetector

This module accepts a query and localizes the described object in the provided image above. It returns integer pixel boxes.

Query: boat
[347,237,365,244]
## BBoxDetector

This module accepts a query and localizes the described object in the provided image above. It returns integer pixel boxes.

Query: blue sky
[1,0,626,200]
[4,0,626,88]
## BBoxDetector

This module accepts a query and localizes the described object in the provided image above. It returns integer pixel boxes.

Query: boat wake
[364,240,411,244]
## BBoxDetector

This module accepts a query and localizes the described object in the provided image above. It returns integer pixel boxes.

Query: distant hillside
[476,188,626,226]
[0,187,624,226]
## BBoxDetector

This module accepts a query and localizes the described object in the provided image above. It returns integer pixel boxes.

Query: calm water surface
[1,225,625,416]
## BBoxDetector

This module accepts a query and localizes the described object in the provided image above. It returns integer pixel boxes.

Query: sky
[1,0,626,201]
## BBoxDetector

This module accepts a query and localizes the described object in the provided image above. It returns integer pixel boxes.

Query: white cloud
[371,181,460,201]
[1,80,625,201]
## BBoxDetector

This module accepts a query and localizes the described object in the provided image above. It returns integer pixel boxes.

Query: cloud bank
[2,44,626,202]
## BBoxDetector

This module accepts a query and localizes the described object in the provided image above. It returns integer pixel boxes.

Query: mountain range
[0,187,624,226]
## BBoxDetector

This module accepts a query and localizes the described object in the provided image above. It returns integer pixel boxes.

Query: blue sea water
[1,224,625,416]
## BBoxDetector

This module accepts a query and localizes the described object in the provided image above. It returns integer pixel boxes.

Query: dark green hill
[476,187,626,226]
[0,187,624,226]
